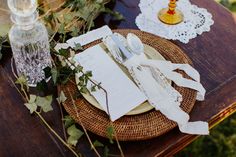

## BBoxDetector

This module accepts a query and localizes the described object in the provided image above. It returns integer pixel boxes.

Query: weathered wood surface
[0,0,236,157]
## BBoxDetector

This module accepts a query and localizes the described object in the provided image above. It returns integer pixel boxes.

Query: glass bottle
[8,0,52,87]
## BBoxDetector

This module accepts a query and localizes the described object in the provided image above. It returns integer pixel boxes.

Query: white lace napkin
[136,0,214,43]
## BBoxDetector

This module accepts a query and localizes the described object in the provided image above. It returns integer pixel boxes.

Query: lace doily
[135,0,214,43]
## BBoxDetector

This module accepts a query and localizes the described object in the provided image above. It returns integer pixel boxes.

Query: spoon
[127,33,144,55]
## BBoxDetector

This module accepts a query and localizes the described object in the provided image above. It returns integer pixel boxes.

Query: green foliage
[15,75,29,92]
[103,146,110,157]
[39,0,123,42]
[24,94,53,113]
[177,113,236,157]
[93,140,104,148]
[217,0,236,12]
[35,95,53,112]
[67,124,84,146]
[63,115,75,128]
[24,95,37,114]
[57,91,67,104]
[106,125,114,144]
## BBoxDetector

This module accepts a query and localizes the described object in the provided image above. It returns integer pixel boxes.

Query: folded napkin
[54,25,112,52]
[123,52,209,135]
[104,34,209,135]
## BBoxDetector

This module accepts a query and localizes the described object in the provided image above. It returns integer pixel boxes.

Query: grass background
[177,1,236,156]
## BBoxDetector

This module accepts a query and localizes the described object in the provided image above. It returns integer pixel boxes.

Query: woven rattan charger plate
[60,29,197,141]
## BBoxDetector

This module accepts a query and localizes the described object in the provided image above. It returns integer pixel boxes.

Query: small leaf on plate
[58,48,69,58]
[74,43,83,51]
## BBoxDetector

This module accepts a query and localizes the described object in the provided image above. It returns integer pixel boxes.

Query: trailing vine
[0,0,125,156]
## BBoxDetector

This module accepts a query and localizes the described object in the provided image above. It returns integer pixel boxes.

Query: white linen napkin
[54,25,112,52]
[123,55,209,135]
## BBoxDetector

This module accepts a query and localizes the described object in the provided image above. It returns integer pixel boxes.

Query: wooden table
[1,0,236,156]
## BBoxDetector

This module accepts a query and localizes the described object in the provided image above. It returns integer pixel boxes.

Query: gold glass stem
[158,0,184,25]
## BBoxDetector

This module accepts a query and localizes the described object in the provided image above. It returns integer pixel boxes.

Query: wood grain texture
[0,0,236,157]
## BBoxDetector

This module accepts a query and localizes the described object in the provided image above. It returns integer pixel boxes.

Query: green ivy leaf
[24,94,37,114]
[63,115,75,128]
[35,95,53,113]
[74,43,83,51]
[29,94,37,103]
[56,91,67,103]
[24,103,37,114]
[93,140,104,148]
[67,135,79,147]
[15,75,29,91]
[80,86,89,94]
[75,65,83,72]
[58,48,69,58]
[85,71,92,77]
[91,85,96,92]
[15,75,28,86]
[106,125,114,144]
[103,146,110,157]
[58,23,65,34]
[67,124,84,146]
[64,14,74,23]
[71,26,80,37]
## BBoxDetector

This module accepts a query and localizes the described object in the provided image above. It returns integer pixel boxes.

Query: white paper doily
[135,0,214,43]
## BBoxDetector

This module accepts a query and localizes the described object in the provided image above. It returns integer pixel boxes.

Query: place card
[73,45,147,121]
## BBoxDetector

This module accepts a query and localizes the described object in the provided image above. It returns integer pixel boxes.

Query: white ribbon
[124,56,209,135]
[141,60,206,101]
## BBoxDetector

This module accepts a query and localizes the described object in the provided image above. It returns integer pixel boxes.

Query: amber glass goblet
[158,0,184,25]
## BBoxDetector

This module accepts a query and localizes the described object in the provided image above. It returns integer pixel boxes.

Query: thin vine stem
[67,88,102,157]
[36,112,81,157]
[57,97,68,141]
[7,62,81,157]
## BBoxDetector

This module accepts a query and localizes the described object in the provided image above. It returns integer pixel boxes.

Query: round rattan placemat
[60,29,197,141]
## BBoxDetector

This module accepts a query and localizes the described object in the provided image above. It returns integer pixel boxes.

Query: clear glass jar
[8,0,52,87]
